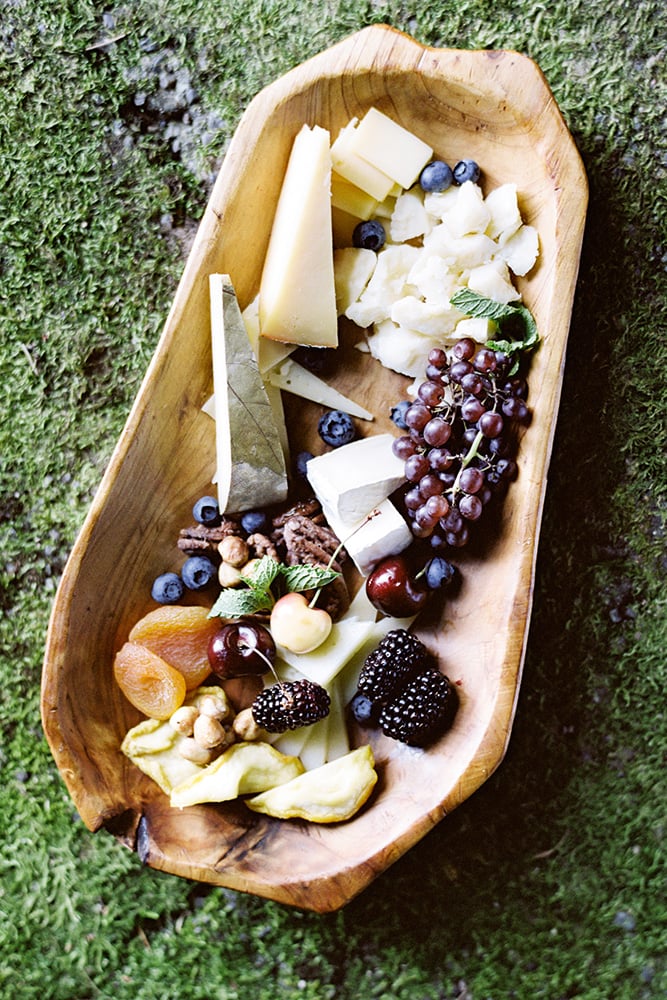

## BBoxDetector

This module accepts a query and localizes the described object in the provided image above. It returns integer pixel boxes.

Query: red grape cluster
[392,338,531,550]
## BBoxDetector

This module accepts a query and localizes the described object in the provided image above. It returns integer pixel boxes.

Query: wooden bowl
[41,25,587,912]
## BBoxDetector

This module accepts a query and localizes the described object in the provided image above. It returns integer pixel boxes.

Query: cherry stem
[237,640,282,687]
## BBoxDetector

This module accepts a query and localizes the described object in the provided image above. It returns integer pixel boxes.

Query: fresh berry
[352,219,386,251]
[379,668,458,747]
[365,555,430,617]
[419,160,453,192]
[241,510,269,535]
[423,556,458,590]
[358,629,431,704]
[318,410,356,447]
[150,572,184,604]
[251,679,331,733]
[181,555,217,591]
[295,450,314,478]
[390,399,411,429]
[453,159,481,184]
[192,495,221,526]
[349,692,379,726]
[208,620,275,679]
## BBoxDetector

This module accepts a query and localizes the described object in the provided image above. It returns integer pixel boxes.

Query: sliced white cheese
[267,359,374,421]
[259,124,337,347]
[333,247,377,314]
[331,118,397,201]
[321,497,412,576]
[276,618,379,689]
[350,108,433,190]
[210,274,289,513]
[242,293,294,373]
[330,171,378,220]
[325,679,350,762]
[306,433,406,526]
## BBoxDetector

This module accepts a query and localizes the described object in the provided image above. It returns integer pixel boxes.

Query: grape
[393,435,417,460]
[404,487,423,511]
[405,453,431,482]
[405,402,432,431]
[460,372,484,396]
[418,380,445,407]
[479,411,504,438]
[451,337,476,361]
[428,447,456,471]
[473,348,497,373]
[450,360,473,382]
[425,494,450,519]
[461,396,486,422]
[428,347,448,369]
[459,467,484,494]
[459,494,483,521]
[419,473,445,498]
[423,416,452,446]
[415,506,439,532]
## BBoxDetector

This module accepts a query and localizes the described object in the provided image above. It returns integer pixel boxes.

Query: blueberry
[453,159,481,185]
[390,400,411,429]
[318,410,356,448]
[241,510,269,535]
[350,692,378,726]
[192,495,221,526]
[352,219,386,251]
[181,555,217,591]
[151,572,184,604]
[419,160,453,193]
[424,556,458,590]
[295,450,314,478]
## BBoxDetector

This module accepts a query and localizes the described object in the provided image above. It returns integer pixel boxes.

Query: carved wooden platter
[41,25,587,912]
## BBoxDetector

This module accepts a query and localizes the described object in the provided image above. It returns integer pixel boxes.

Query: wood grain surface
[41,24,587,912]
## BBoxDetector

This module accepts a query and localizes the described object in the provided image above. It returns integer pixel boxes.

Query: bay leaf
[210,273,289,513]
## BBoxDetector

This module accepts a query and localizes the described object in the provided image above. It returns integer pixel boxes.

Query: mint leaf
[450,289,539,355]
[209,586,274,619]
[243,555,281,592]
[281,564,340,593]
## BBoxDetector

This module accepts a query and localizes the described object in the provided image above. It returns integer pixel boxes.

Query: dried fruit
[114,642,186,720]
[170,742,305,808]
[128,605,219,690]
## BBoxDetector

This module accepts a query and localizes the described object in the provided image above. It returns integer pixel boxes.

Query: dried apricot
[128,605,219,690]
[114,642,186,720]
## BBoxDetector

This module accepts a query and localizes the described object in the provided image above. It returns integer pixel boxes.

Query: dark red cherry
[207,621,276,679]
[365,555,430,617]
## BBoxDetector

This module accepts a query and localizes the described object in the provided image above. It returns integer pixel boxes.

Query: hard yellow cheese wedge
[259,124,338,347]
[246,745,377,823]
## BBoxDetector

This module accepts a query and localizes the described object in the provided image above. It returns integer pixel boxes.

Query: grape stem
[450,428,485,498]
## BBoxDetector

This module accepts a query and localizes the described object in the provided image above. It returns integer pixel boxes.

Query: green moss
[1,0,665,997]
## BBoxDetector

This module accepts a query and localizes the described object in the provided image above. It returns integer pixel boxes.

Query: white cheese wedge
[259,124,337,347]
[321,497,412,576]
[307,433,406,526]
[333,247,377,314]
[209,274,289,513]
[277,618,379,689]
[331,118,397,201]
[325,679,350,762]
[267,359,374,421]
[350,108,433,190]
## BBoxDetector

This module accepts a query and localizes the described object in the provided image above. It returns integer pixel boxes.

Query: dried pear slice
[170,741,304,808]
[245,745,377,823]
[121,718,202,796]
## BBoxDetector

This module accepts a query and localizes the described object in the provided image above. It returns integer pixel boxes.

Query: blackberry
[379,668,458,747]
[251,679,330,733]
[357,629,430,705]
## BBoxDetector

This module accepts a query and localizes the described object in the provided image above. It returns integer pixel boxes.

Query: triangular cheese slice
[259,124,338,347]
[209,274,289,513]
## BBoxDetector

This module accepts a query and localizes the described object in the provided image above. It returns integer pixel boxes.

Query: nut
[198,693,231,722]
[232,707,271,742]
[240,558,262,583]
[218,535,250,568]
[169,705,199,737]
[193,714,226,749]
[178,738,215,765]
[218,561,243,587]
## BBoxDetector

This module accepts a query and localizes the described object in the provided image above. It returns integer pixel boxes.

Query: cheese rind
[306,434,406,526]
[259,125,338,347]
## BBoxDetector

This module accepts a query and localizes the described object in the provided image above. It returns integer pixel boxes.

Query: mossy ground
[1,1,665,997]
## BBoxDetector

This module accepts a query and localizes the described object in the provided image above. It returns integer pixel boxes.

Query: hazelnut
[218,535,250,568]
[232,707,271,742]
[240,558,262,583]
[169,705,198,737]
[199,693,231,722]
[218,561,243,587]
[178,738,215,765]
[193,714,226,749]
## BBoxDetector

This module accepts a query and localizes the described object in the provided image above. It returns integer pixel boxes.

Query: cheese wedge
[259,124,338,347]
[349,107,433,190]
[267,359,374,420]
[210,274,289,513]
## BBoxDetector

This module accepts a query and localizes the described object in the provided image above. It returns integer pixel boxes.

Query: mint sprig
[208,557,340,620]
[450,288,540,372]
